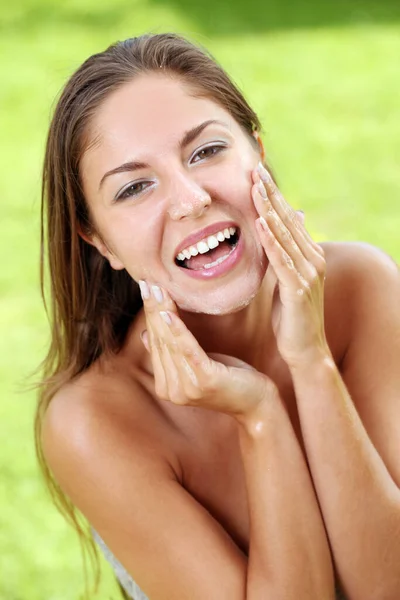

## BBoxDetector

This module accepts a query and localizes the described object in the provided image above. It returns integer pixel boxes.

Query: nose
[166,171,211,221]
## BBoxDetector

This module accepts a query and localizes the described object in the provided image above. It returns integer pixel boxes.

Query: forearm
[291,355,400,600]
[236,396,335,600]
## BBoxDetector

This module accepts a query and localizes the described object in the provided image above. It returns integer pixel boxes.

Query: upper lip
[173,220,239,260]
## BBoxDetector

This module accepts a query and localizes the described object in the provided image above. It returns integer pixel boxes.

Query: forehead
[86,74,235,160]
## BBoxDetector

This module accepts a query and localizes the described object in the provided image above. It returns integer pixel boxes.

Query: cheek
[95,211,142,260]
[221,153,256,211]
[100,208,164,276]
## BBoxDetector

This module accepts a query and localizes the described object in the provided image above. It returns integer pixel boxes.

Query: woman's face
[80,73,268,314]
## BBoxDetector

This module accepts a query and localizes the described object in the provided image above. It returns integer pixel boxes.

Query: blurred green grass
[0,0,399,598]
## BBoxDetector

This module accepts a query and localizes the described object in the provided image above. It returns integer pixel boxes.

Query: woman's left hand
[252,163,331,371]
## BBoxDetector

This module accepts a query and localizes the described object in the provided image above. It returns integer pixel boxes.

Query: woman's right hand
[138,280,279,421]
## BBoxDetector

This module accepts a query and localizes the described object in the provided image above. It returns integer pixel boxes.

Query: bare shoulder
[42,363,182,487]
[318,241,398,363]
[41,364,247,599]
[321,240,398,305]
[321,239,397,279]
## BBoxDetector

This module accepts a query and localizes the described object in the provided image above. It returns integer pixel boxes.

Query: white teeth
[207,235,219,249]
[176,226,237,262]
[197,240,210,254]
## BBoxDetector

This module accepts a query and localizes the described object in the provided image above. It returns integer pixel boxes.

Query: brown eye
[191,144,226,164]
[116,181,151,201]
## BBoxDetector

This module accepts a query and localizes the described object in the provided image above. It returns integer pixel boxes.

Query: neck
[178,279,275,370]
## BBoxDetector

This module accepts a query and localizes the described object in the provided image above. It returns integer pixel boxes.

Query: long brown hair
[36,33,262,597]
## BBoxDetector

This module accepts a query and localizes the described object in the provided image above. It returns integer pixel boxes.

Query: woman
[36,34,400,600]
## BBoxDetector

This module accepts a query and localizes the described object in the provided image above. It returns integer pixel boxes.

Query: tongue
[186,240,232,270]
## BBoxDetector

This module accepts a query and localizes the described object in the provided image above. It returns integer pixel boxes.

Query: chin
[172,259,268,316]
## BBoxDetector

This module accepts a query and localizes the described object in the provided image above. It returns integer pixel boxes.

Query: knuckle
[155,385,168,401]
[265,379,279,400]
[298,274,311,293]
[197,374,213,395]
[168,340,180,355]
[271,190,281,204]
[286,207,297,223]
[185,387,202,401]
[314,242,325,258]
[281,251,294,269]
[151,337,163,352]
[182,347,202,367]
[281,227,294,244]
[308,267,319,286]
[292,214,302,231]
[171,393,189,406]
[315,256,327,277]
[200,362,219,391]
[169,322,184,338]
[145,303,158,315]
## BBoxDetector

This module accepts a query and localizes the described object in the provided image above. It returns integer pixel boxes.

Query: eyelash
[115,143,227,202]
[116,180,151,201]
[190,142,227,164]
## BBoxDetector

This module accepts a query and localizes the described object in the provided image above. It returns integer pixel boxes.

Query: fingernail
[140,329,149,350]
[257,161,265,176]
[151,285,163,303]
[296,210,305,223]
[160,311,172,325]
[258,180,267,199]
[139,280,150,300]
[259,216,268,230]
[257,161,272,183]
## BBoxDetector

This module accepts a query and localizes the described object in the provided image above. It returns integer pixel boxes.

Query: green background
[1,0,399,598]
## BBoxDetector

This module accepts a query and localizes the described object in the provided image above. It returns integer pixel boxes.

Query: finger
[254,170,324,264]
[253,183,316,282]
[140,281,211,402]
[159,310,203,390]
[159,308,213,386]
[254,163,325,260]
[139,281,170,399]
[259,201,319,282]
[252,170,326,280]
[256,217,312,295]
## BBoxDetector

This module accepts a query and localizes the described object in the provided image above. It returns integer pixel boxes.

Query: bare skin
[43,73,400,599]
[76,240,349,555]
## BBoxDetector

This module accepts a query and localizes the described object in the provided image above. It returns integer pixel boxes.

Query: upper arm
[42,389,247,600]
[340,243,400,487]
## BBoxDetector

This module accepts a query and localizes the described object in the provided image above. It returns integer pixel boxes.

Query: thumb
[207,352,256,371]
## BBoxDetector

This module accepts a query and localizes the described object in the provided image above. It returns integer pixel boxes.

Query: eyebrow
[98,118,230,191]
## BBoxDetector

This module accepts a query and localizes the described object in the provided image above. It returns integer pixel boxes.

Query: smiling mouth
[175,229,240,271]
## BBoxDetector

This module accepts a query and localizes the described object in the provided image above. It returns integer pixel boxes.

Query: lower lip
[178,233,244,280]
